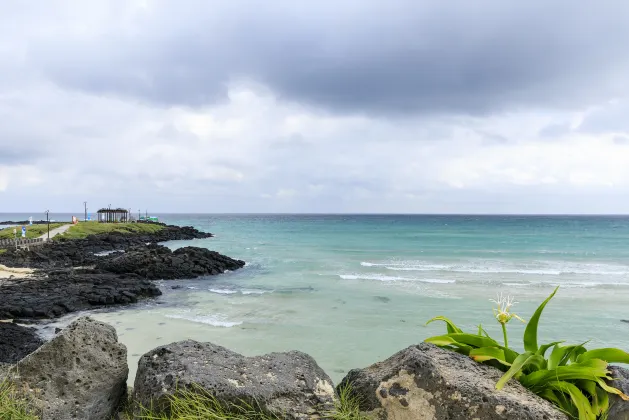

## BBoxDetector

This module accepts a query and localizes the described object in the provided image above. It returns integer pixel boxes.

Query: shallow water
[6,214,629,384]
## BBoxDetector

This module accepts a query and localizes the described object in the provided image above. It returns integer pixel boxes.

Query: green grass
[0,379,40,420]
[56,221,164,240]
[122,384,367,420]
[0,223,67,240]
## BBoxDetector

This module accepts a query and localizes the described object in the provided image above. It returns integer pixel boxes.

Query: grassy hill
[56,221,164,240]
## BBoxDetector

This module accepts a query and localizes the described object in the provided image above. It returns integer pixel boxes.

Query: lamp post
[83,201,87,221]
[45,210,50,240]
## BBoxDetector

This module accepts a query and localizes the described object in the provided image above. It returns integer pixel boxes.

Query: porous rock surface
[338,343,568,420]
[133,340,336,419]
[10,317,128,420]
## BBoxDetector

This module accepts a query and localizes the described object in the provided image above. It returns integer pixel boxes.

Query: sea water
[5,214,629,383]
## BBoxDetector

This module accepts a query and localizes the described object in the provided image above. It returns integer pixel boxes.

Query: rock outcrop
[339,343,567,420]
[0,322,44,363]
[96,244,245,280]
[10,317,128,420]
[0,224,213,269]
[0,271,161,319]
[133,340,336,419]
[608,366,629,420]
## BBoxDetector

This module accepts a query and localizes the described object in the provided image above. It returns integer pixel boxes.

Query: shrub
[425,286,629,419]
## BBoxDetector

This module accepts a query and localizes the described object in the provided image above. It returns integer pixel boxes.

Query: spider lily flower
[490,293,526,325]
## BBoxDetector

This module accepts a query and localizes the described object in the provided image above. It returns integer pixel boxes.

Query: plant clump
[426,286,629,420]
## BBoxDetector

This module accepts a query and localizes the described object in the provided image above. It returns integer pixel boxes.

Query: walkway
[38,224,72,240]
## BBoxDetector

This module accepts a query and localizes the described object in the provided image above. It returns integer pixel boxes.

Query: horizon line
[2,212,629,217]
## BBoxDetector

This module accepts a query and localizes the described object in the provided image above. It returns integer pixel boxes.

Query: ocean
[3,213,629,383]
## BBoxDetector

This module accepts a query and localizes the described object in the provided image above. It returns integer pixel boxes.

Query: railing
[0,238,45,249]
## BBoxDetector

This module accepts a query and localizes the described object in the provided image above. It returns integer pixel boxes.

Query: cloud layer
[1,0,629,213]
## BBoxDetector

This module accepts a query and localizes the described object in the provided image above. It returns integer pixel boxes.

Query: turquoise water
[5,214,629,383]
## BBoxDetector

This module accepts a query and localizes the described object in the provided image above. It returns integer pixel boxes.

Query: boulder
[0,321,44,363]
[10,317,128,420]
[608,366,629,420]
[338,343,567,420]
[133,340,336,419]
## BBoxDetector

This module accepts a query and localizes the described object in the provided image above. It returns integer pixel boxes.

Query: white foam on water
[165,313,242,327]
[241,289,271,295]
[339,274,455,284]
[209,288,238,295]
[360,260,629,276]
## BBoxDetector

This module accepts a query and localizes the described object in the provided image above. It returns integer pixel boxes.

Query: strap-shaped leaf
[523,286,559,353]
[596,378,629,401]
[548,344,587,369]
[446,333,501,349]
[469,347,510,366]
[539,389,577,418]
[426,316,463,334]
[520,360,610,389]
[546,381,596,420]
[577,347,629,364]
[537,341,565,357]
[496,352,543,390]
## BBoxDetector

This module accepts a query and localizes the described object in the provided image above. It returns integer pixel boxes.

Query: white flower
[490,293,526,325]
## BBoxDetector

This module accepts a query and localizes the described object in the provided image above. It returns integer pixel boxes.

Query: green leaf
[548,344,587,369]
[523,286,559,353]
[537,341,565,357]
[446,333,501,349]
[521,359,610,389]
[594,385,610,415]
[424,335,472,353]
[546,381,596,420]
[469,347,510,366]
[426,316,463,334]
[596,378,629,401]
[496,352,543,390]
[577,348,629,364]
[575,379,607,416]
[539,389,577,418]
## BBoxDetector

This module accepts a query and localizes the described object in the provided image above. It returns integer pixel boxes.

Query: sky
[1,0,629,214]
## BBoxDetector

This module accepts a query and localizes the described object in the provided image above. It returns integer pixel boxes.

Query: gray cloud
[1,1,629,213]
[20,0,629,116]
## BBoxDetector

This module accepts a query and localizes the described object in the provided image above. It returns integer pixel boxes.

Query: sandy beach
[0,264,33,280]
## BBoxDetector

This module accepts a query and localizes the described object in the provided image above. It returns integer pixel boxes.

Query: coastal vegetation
[0,379,39,420]
[56,221,164,240]
[426,286,629,419]
[0,379,365,420]
[125,384,365,420]
[0,223,66,240]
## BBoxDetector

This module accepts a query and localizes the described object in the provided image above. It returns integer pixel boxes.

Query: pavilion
[97,208,129,223]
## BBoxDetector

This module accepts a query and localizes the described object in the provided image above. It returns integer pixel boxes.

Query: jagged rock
[608,366,629,420]
[96,244,245,280]
[0,224,213,269]
[0,322,44,363]
[133,340,336,419]
[0,271,161,319]
[338,343,567,420]
[10,317,128,420]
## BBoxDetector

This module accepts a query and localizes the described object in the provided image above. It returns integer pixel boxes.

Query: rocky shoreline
[2,316,629,420]
[0,222,245,363]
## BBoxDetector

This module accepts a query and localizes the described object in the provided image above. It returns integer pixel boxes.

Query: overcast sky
[1,0,629,214]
